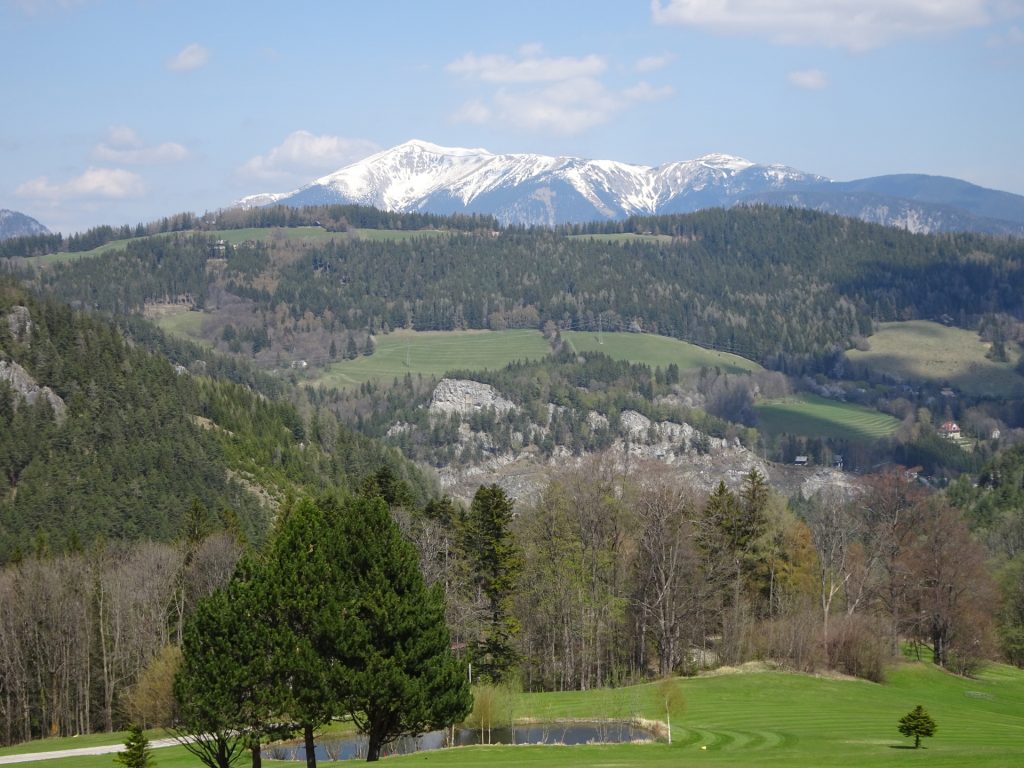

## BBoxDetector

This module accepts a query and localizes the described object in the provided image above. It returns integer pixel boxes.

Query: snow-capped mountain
[237,140,1024,236]
[0,209,49,240]
[236,140,823,226]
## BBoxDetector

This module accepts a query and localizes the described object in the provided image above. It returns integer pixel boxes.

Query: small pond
[266,720,656,761]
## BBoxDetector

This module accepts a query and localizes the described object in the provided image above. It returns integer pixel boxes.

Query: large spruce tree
[322,495,472,761]
[462,484,522,682]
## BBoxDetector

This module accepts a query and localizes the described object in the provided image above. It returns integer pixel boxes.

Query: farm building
[939,421,961,440]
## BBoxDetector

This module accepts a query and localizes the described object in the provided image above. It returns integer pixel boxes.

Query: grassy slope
[312,330,554,389]
[314,329,761,389]
[9,662,1023,767]
[755,393,901,441]
[562,331,761,375]
[144,305,210,345]
[846,320,1024,398]
[30,227,446,266]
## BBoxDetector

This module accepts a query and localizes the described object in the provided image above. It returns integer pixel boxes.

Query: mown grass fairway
[756,393,901,441]
[562,331,761,375]
[846,320,1024,398]
[312,330,553,389]
[7,661,1023,767]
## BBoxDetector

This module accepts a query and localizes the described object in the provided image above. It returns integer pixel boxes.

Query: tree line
[29,207,1024,375]
[0,521,241,744]
[0,204,496,260]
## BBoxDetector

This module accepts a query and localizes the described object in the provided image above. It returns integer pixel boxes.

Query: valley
[7,4,1024,766]
[3,204,1024,766]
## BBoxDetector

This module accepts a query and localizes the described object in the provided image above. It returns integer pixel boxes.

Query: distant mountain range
[0,209,49,240]
[237,140,1024,236]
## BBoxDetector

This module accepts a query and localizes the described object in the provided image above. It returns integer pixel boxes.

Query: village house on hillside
[939,420,961,440]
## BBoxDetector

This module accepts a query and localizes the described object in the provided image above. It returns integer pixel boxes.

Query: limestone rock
[0,359,66,418]
[429,378,517,417]
[5,306,32,342]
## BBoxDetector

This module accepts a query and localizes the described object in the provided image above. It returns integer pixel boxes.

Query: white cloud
[238,131,379,182]
[448,45,672,135]
[788,68,828,89]
[16,167,145,202]
[93,126,189,165]
[447,46,607,83]
[489,77,673,136]
[635,53,675,73]
[651,0,995,51]
[166,43,209,72]
[451,100,492,125]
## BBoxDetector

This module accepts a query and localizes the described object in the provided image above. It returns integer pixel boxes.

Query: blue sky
[2,0,1023,233]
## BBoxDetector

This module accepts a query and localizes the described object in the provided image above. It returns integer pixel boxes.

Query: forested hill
[0,282,430,562]
[24,206,1024,372]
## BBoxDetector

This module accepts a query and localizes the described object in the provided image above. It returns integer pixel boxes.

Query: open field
[312,330,553,389]
[562,331,761,375]
[6,661,1023,767]
[144,304,210,345]
[846,320,1024,398]
[756,393,902,441]
[315,329,760,389]
[26,227,448,266]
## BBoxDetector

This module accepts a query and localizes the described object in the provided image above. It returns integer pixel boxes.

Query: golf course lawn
[6,660,1022,767]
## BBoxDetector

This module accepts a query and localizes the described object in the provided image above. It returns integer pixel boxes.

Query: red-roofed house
[939,421,961,440]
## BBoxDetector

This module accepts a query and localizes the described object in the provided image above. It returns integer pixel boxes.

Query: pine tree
[322,494,472,761]
[115,724,153,768]
[173,568,265,768]
[898,704,937,748]
[262,498,336,768]
[462,484,522,682]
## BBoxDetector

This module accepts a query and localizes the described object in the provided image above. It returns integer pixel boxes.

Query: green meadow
[146,306,210,345]
[756,393,901,441]
[562,331,761,375]
[314,329,761,389]
[312,330,553,389]
[846,320,1024,398]
[7,661,1023,767]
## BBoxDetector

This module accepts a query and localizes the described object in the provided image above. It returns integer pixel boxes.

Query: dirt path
[0,737,180,764]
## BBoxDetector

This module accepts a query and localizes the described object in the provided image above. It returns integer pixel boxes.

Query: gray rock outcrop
[429,378,518,417]
[0,359,66,418]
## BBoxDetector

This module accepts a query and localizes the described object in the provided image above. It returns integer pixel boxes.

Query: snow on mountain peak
[694,153,755,172]
[397,138,492,157]
[236,140,837,224]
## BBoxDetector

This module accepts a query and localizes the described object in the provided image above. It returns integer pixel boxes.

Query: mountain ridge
[236,140,1024,236]
[0,209,49,240]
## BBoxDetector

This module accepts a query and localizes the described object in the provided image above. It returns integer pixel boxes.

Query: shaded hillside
[0,282,431,562]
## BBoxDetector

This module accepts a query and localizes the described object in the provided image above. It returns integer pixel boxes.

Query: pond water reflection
[266,720,656,761]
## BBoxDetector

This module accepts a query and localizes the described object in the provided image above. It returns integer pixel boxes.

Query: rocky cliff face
[0,359,66,417]
[429,378,517,417]
[405,378,774,502]
[1,306,67,418]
